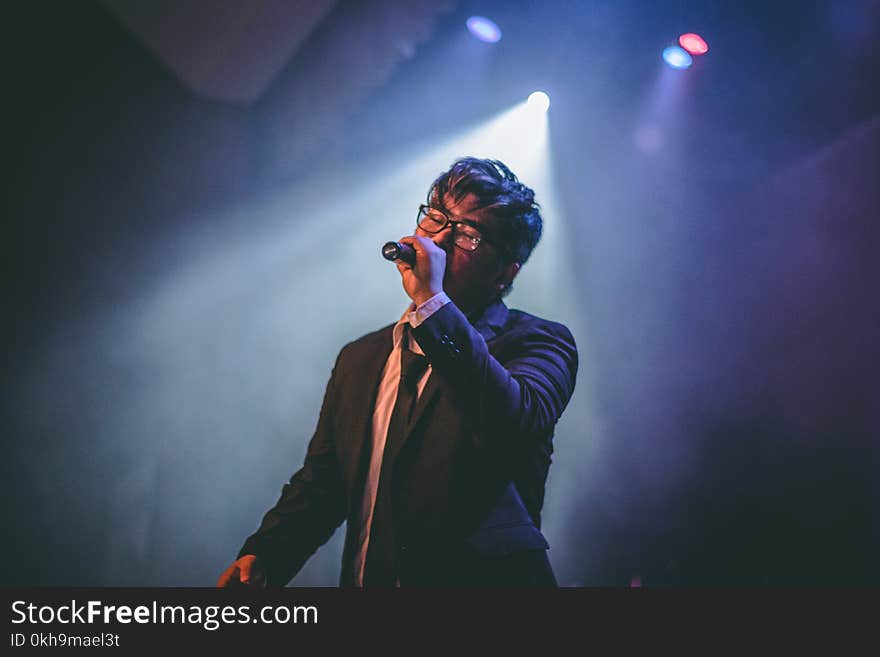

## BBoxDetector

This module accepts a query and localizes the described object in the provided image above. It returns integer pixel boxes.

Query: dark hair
[427,157,543,265]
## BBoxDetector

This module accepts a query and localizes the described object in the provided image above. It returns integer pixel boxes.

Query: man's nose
[431,223,454,248]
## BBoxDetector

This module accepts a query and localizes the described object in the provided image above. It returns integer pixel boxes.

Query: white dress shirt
[351,292,451,586]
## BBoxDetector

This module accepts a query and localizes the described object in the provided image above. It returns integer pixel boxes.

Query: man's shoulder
[501,308,574,343]
[496,308,578,376]
[336,322,395,362]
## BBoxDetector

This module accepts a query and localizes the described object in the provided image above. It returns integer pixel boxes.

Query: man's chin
[445,290,485,317]
[443,287,466,312]
[443,277,486,315]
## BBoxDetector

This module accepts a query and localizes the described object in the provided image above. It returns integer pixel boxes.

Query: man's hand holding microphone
[384,235,447,306]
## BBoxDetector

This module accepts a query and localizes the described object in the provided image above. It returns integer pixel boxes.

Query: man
[218,157,578,587]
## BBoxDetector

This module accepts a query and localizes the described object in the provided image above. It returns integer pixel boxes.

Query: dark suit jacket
[239,299,578,586]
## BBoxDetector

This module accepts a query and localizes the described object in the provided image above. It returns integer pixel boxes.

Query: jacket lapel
[341,326,394,500]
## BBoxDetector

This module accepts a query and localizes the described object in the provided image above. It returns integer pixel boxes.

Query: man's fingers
[216,563,240,588]
[217,556,265,588]
[239,556,267,587]
[399,235,433,252]
[240,558,252,583]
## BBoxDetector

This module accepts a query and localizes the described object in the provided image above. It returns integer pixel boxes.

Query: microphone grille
[382,242,401,261]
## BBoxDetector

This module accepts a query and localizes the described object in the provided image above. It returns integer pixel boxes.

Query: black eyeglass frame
[415,204,506,254]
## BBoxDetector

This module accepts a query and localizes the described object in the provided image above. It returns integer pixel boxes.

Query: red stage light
[679,33,709,55]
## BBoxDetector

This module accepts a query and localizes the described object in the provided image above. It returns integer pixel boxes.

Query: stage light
[466,16,502,43]
[662,45,693,70]
[527,91,550,113]
[679,33,708,55]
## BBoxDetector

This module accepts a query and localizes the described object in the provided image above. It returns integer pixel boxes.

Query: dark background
[4,0,878,585]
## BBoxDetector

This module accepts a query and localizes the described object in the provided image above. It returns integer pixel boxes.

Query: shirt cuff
[407,292,451,328]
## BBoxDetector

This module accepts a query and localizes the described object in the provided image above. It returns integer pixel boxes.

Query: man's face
[415,192,518,315]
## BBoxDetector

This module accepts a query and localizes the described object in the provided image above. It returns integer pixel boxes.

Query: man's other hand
[216,554,267,588]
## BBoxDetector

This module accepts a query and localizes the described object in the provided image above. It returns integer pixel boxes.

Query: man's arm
[412,300,578,450]
[220,353,348,587]
[397,233,577,451]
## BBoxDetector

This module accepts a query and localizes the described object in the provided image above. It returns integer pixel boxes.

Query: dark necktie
[363,342,429,587]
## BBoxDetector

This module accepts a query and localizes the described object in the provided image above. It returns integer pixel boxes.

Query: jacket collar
[469,299,509,342]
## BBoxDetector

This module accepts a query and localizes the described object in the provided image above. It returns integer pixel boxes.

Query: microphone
[382,241,416,265]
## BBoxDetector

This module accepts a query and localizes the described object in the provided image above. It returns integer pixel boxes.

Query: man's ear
[496,261,521,291]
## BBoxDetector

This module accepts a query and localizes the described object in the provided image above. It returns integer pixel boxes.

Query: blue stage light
[662,45,693,69]
[466,16,502,43]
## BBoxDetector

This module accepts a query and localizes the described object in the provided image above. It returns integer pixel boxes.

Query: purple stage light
[466,16,502,43]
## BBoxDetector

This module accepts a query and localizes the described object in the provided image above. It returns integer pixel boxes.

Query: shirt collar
[392,304,418,353]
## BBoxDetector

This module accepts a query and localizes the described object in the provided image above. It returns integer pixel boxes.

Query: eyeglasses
[416,204,503,253]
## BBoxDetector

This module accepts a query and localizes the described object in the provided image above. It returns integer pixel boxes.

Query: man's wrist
[412,288,443,307]
[408,291,451,328]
